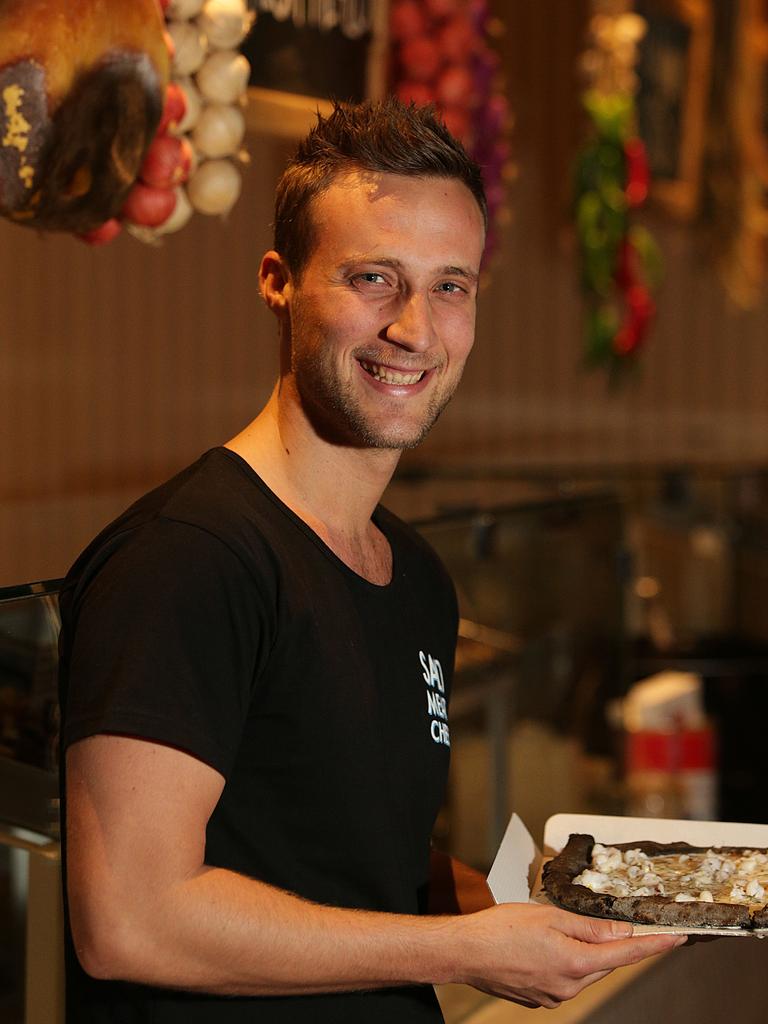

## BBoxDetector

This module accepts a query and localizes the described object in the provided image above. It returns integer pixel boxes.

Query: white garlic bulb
[192,103,245,158]
[167,0,205,17]
[197,0,254,50]
[187,159,242,215]
[196,50,251,104]
[168,20,208,76]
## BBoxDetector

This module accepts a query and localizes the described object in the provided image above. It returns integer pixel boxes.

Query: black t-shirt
[58,448,458,1022]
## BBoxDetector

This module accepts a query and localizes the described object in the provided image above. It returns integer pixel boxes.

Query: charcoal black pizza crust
[542,833,757,929]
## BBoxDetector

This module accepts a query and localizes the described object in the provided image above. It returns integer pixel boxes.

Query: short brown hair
[273,98,487,279]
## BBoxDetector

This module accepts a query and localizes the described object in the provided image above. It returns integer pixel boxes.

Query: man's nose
[383,292,435,351]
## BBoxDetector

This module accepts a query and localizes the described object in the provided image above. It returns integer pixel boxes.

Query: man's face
[280,170,485,450]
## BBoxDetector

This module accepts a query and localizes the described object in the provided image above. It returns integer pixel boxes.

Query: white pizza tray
[487,812,768,938]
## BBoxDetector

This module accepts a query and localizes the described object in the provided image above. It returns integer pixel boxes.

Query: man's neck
[225,387,401,548]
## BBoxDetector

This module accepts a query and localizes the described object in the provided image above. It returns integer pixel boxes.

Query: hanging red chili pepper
[574,11,661,378]
[624,136,650,208]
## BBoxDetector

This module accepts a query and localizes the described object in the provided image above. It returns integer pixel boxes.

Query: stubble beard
[290,319,460,451]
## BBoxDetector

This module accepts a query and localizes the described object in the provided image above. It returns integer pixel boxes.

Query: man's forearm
[77,864,460,995]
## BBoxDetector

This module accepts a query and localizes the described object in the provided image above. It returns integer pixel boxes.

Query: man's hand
[450,902,686,1009]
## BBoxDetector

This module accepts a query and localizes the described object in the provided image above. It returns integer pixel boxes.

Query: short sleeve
[60,517,275,778]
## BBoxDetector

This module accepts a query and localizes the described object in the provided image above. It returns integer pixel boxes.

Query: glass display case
[0,579,63,1024]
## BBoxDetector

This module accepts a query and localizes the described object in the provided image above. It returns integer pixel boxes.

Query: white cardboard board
[487,813,541,905]
[489,811,768,938]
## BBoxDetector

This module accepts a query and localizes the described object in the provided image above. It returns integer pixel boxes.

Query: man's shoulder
[62,449,281,601]
[135,446,272,528]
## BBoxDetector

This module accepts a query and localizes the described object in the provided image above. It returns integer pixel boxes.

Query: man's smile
[357,359,427,386]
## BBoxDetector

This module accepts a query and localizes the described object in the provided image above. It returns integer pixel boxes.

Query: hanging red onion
[140,134,193,188]
[122,181,177,226]
[389,0,428,40]
[157,81,188,134]
[440,105,471,144]
[399,36,442,81]
[438,16,475,61]
[425,0,462,16]
[436,64,474,106]
[396,81,436,106]
[78,218,123,245]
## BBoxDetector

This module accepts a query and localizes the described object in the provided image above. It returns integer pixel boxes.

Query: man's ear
[259,250,292,313]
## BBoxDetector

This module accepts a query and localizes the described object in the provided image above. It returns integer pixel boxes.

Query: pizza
[542,833,768,929]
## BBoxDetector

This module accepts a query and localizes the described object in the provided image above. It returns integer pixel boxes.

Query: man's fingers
[582,932,686,971]
[556,910,633,943]
[562,967,614,997]
[512,996,552,1010]
[555,910,690,961]
[585,968,613,985]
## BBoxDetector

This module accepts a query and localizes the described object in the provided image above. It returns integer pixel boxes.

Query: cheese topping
[573,843,768,907]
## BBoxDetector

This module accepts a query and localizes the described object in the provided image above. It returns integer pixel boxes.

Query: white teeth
[360,360,425,385]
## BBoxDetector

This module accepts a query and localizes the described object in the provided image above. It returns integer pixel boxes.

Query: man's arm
[66,734,685,1009]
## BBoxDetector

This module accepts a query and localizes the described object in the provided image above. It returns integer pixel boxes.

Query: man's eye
[353,272,388,285]
[436,281,466,294]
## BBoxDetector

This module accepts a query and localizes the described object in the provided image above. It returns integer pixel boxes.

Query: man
[59,99,683,1023]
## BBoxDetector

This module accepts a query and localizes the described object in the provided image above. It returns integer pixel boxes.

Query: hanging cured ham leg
[0,0,169,233]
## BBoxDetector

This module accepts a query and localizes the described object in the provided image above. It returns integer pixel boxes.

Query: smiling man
[58,99,683,1024]
[277,168,480,453]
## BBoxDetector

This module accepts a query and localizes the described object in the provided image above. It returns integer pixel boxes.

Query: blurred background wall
[3,0,768,587]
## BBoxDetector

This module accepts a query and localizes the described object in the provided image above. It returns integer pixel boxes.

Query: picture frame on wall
[242,1,390,139]
[635,0,713,219]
